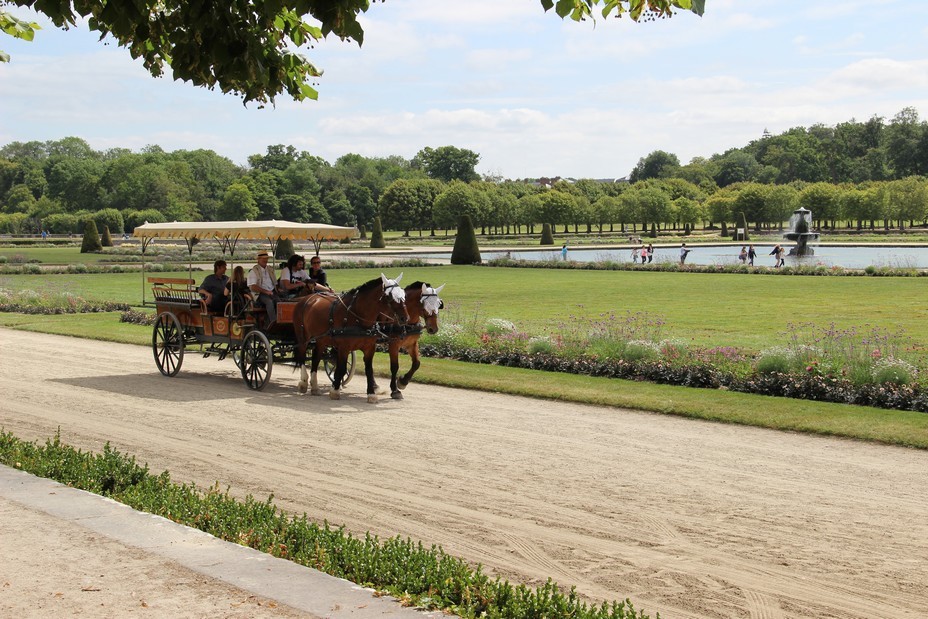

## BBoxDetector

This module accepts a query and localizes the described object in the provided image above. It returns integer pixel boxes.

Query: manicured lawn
[3,266,927,352]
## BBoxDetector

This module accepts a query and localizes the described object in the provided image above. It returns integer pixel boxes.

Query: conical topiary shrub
[359,224,367,240]
[80,219,103,253]
[370,217,386,249]
[451,215,481,264]
[276,238,294,260]
[101,225,113,247]
[540,223,554,245]
[650,222,657,238]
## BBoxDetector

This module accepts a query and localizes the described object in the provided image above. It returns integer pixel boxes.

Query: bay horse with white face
[292,274,408,403]
[377,282,444,400]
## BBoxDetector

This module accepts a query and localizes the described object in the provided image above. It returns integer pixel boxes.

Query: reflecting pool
[415,245,928,269]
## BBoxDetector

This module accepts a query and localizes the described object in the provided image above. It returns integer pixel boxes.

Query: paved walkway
[0,464,439,619]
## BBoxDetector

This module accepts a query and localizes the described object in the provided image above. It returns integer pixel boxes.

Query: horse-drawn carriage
[134,220,443,402]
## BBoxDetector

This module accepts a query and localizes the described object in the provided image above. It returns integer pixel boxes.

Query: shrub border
[0,431,650,619]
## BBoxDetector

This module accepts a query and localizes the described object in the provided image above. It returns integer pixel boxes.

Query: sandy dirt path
[1,328,926,619]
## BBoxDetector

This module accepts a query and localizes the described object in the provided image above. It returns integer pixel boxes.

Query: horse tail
[293,297,308,365]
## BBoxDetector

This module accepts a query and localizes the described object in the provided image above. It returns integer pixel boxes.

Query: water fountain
[784,207,820,256]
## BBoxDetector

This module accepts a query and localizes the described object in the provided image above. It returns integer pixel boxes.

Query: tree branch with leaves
[1,0,705,104]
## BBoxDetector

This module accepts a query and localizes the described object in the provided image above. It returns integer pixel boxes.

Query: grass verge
[0,431,651,619]
[371,356,928,449]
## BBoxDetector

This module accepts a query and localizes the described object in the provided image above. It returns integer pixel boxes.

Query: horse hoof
[397,379,409,390]
[298,382,307,394]
[328,390,340,400]
[367,394,378,404]
[391,391,404,400]
[310,387,322,396]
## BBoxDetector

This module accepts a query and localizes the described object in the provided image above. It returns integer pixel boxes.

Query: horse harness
[325,282,404,339]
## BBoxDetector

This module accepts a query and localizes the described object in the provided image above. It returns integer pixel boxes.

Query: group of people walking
[197,250,333,326]
[737,245,758,266]
[631,243,655,264]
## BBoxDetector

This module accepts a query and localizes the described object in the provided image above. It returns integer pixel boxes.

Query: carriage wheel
[152,312,184,377]
[241,330,273,391]
[231,348,243,369]
[323,348,356,386]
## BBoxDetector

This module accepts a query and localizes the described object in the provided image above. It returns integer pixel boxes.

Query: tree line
[2,107,928,238]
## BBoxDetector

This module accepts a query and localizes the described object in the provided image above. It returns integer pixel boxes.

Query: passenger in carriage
[226,266,253,315]
[247,250,278,323]
[307,255,334,293]
[197,259,229,314]
[278,254,312,299]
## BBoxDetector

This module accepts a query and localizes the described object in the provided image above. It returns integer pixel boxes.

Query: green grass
[0,245,115,264]
[3,266,928,353]
[371,356,928,449]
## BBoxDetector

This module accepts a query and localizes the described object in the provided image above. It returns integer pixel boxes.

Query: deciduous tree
[3,1,703,103]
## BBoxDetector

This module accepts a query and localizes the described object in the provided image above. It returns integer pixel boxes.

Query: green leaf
[555,0,574,18]
[0,50,9,63]
[540,0,555,11]
[300,83,318,100]
[690,0,706,16]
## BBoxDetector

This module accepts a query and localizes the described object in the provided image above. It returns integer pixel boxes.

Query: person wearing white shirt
[247,250,277,323]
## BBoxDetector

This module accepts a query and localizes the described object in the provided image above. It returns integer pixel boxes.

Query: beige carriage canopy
[133,220,358,255]
[133,220,358,304]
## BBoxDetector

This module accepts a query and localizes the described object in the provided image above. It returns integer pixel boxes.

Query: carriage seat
[149,277,200,307]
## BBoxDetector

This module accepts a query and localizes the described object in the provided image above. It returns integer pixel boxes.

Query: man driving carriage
[247,250,278,324]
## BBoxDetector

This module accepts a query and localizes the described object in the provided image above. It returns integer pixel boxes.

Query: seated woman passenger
[307,255,334,293]
[226,265,253,316]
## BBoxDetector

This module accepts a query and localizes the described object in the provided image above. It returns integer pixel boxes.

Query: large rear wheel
[152,312,184,377]
[241,330,273,390]
[323,348,355,386]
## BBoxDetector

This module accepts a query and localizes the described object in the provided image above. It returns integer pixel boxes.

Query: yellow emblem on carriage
[230,322,242,337]
[214,318,228,335]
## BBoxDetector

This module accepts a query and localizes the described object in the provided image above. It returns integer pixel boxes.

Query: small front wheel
[152,312,184,377]
[241,330,273,390]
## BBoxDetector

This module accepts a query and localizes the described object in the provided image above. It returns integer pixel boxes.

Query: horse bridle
[329,281,405,330]
[420,290,443,315]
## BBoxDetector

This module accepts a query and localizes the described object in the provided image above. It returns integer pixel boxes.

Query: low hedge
[0,431,651,619]
[484,257,926,277]
[419,343,928,413]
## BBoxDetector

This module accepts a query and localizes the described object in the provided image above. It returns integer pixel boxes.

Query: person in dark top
[307,256,333,293]
[198,259,229,313]
[226,265,253,315]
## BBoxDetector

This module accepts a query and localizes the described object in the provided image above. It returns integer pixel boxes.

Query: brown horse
[377,281,444,400]
[293,274,408,403]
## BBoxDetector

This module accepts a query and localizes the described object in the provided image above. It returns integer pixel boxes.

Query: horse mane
[345,277,384,296]
[406,281,430,290]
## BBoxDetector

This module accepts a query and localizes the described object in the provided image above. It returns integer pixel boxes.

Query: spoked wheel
[240,330,273,390]
[152,312,184,377]
[231,347,243,369]
[323,348,355,386]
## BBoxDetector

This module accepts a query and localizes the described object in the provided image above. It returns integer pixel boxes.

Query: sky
[2,0,928,180]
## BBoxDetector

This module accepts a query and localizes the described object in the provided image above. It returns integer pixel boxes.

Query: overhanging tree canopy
[1,0,705,104]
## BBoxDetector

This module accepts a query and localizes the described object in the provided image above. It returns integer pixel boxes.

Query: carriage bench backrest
[149,277,200,307]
